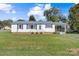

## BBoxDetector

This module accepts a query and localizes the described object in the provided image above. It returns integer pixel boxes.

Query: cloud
[11,10,16,14]
[27,4,51,21]
[27,6,43,16]
[75,3,78,4]
[12,17,17,20]
[0,3,16,14]
[44,4,51,10]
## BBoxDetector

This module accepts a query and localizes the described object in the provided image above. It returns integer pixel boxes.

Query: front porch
[55,23,67,34]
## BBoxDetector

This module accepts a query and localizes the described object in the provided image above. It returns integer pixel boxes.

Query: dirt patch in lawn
[68,48,79,55]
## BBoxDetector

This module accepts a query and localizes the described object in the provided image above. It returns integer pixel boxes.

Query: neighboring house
[11,21,67,34]
[4,26,11,30]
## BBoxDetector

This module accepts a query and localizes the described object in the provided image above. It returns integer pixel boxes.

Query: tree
[44,10,50,21]
[59,15,67,23]
[49,16,59,22]
[29,15,36,21]
[2,19,13,27]
[68,3,79,30]
[44,7,60,22]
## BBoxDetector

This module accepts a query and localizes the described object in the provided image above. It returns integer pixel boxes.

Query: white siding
[45,25,55,32]
[36,25,45,32]
[11,25,17,32]
[11,24,55,32]
[18,25,26,32]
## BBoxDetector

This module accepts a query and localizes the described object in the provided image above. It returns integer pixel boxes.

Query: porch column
[64,24,67,33]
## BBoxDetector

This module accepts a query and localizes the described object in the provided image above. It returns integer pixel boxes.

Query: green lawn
[0,32,79,55]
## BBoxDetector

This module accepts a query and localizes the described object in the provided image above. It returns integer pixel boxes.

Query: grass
[0,32,79,55]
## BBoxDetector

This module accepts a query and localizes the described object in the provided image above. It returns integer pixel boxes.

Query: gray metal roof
[12,21,66,25]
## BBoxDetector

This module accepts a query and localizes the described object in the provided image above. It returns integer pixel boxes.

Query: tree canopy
[2,19,13,27]
[29,15,36,21]
[0,19,13,28]
[68,3,79,30]
[44,7,60,22]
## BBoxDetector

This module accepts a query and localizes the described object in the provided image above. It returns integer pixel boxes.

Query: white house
[11,21,67,34]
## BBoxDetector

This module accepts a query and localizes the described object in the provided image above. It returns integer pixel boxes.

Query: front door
[31,25,33,29]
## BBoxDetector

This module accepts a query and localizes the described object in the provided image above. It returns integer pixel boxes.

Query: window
[31,25,33,29]
[18,24,23,29]
[39,25,41,29]
[45,24,52,28]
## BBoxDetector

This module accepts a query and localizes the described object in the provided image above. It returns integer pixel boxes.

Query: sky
[0,3,75,21]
